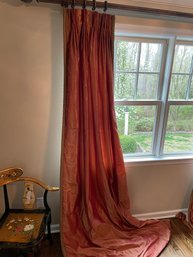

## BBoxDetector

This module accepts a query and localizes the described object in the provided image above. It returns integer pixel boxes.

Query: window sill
[124,155,193,167]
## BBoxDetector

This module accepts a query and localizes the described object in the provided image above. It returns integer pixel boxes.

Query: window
[164,42,193,154]
[114,37,193,159]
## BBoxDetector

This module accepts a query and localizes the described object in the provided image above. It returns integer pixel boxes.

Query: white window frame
[114,36,193,161]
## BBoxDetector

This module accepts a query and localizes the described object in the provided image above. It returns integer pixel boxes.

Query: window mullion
[152,41,167,155]
[152,102,162,155]
[134,42,141,99]
[114,40,118,79]
[115,100,159,105]
[155,36,176,157]
[186,56,193,99]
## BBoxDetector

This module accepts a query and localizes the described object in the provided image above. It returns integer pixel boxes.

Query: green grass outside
[120,132,193,154]
[164,133,193,152]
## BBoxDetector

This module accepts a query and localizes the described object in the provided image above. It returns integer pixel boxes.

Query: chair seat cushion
[0,213,44,244]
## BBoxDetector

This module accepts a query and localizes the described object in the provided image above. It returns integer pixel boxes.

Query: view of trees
[169,45,193,99]
[114,39,193,155]
[115,41,161,100]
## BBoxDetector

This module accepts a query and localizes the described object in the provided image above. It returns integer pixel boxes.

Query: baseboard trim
[133,208,188,220]
[51,208,188,233]
[51,224,60,234]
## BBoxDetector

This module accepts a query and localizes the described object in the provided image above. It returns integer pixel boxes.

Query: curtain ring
[61,0,68,7]
[82,0,86,9]
[104,0,108,12]
[71,0,75,8]
[92,0,96,11]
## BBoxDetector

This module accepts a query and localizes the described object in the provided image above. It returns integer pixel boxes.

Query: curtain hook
[61,0,68,8]
[71,0,75,8]
[92,0,96,11]
[104,0,108,12]
[82,0,86,9]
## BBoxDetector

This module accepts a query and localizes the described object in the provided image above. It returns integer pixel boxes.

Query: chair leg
[33,246,39,257]
[47,214,53,244]
[18,250,28,257]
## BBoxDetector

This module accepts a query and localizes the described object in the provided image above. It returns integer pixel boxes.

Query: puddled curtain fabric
[60,9,171,257]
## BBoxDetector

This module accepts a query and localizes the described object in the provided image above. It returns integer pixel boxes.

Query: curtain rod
[22,0,193,19]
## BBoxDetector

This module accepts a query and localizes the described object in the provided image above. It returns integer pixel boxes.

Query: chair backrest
[0,167,59,212]
[0,167,23,186]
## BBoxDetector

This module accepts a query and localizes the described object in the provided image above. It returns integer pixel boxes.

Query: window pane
[114,73,136,100]
[164,106,193,153]
[116,41,139,71]
[169,75,189,99]
[139,43,162,72]
[172,44,193,73]
[137,74,159,99]
[115,105,156,154]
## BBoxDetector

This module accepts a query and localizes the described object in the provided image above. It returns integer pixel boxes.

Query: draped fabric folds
[60,9,171,257]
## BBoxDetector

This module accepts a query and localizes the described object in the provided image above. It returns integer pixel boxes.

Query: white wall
[0,1,63,224]
[0,0,193,226]
[126,161,193,216]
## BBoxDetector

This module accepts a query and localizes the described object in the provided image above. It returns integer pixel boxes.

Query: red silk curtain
[60,9,171,257]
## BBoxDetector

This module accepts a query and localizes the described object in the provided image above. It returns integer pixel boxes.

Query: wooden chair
[0,167,59,257]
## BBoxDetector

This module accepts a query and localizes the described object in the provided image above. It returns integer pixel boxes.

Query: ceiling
[99,0,193,13]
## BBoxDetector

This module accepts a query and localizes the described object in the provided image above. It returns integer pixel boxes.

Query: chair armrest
[15,177,59,192]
